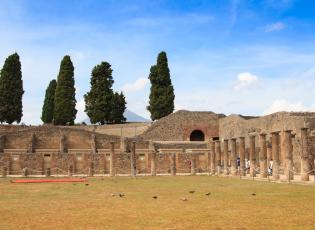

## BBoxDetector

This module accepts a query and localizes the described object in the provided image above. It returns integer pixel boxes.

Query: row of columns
[209,128,312,181]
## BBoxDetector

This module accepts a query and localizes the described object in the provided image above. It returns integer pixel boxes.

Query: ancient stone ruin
[0,110,315,182]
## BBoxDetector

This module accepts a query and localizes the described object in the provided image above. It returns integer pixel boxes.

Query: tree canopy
[41,79,57,124]
[147,51,175,121]
[53,55,77,125]
[84,62,126,124]
[0,53,24,124]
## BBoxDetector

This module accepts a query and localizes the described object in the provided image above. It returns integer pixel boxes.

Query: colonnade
[1,128,313,182]
[209,128,313,181]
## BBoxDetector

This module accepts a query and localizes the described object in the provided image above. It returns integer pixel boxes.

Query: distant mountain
[82,109,150,124]
[124,109,151,122]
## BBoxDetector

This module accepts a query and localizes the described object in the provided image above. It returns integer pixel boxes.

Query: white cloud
[234,72,259,91]
[265,22,286,32]
[263,99,315,115]
[76,99,86,122]
[122,78,149,93]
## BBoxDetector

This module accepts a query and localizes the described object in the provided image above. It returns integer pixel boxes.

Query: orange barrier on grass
[11,178,88,183]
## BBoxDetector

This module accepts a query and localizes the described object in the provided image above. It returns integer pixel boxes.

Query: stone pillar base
[301,159,310,181]
[260,161,267,178]
[250,160,256,177]
[230,166,237,176]
[285,159,294,181]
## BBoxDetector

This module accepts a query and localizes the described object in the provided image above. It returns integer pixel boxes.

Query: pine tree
[84,62,114,124]
[111,92,126,124]
[147,51,175,121]
[0,53,24,124]
[41,79,57,124]
[53,55,77,125]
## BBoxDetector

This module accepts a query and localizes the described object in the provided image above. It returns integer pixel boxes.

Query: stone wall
[140,110,222,141]
[68,122,151,137]
[1,126,121,150]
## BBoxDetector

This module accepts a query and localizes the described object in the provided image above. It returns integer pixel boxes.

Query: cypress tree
[0,53,24,124]
[147,51,175,121]
[53,55,77,125]
[84,62,114,124]
[41,79,57,124]
[111,92,126,124]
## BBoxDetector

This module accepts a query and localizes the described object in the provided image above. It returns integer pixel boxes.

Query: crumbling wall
[140,110,222,141]
[3,126,121,150]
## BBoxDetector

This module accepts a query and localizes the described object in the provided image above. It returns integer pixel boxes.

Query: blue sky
[1,0,315,124]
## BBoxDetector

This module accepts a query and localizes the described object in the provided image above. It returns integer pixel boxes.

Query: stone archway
[190,130,205,141]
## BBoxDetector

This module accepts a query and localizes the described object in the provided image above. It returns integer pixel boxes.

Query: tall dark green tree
[41,79,57,124]
[84,62,114,124]
[111,92,126,124]
[53,55,77,125]
[0,53,24,124]
[147,51,175,121]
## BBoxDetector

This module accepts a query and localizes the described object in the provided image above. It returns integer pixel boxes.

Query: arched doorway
[190,130,205,141]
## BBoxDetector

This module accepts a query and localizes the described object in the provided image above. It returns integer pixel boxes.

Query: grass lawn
[0,176,314,230]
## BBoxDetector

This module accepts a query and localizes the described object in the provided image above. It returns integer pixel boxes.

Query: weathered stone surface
[223,140,229,175]
[230,138,237,175]
[140,110,222,141]
[249,135,256,177]
[272,132,280,180]
[215,141,221,174]
[0,110,314,180]
[239,137,246,176]
[259,134,267,178]
[301,128,311,181]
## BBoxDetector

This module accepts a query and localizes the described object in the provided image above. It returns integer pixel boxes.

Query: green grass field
[0,176,314,229]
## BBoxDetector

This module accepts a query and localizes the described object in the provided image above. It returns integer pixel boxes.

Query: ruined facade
[0,110,314,181]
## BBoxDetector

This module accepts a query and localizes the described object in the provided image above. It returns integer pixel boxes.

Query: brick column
[215,140,221,174]
[259,134,268,178]
[131,141,136,177]
[170,153,176,176]
[249,135,256,177]
[60,134,65,154]
[190,153,196,175]
[149,141,156,176]
[223,140,229,175]
[0,135,5,153]
[91,134,96,155]
[205,148,210,173]
[150,151,157,176]
[239,137,246,176]
[267,141,272,162]
[89,160,94,176]
[283,130,294,181]
[230,138,237,175]
[109,141,115,176]
[301,128,311,181]
[210,141,216,175]
[271,132,280,180]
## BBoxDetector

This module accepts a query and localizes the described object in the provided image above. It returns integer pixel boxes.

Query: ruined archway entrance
[190,130,205,141]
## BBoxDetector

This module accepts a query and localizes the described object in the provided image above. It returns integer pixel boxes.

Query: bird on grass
[118,193,125,198]
[252,193,256,196]
[205,192,211,196]
[152,196,158,199]
[180,197,188,201]
[85,183,89,186]
[189,191,195,194]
